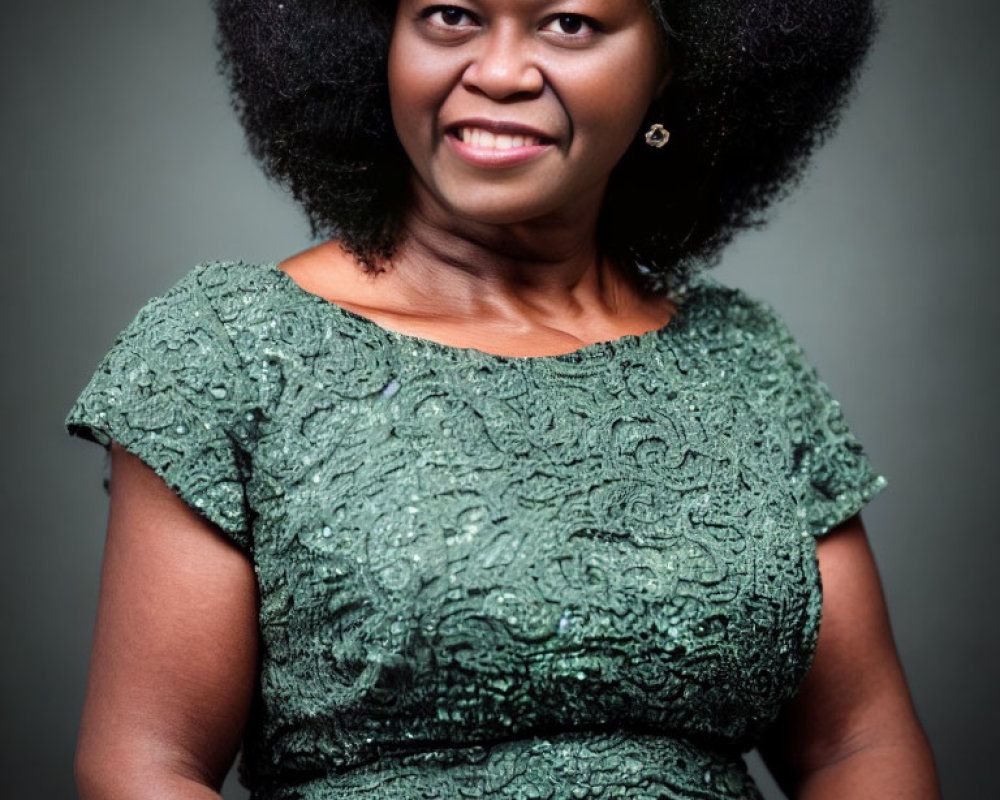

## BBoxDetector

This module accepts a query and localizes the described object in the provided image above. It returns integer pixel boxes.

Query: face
[388,0,668,227]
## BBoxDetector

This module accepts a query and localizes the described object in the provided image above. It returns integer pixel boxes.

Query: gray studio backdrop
[2,1,997,798]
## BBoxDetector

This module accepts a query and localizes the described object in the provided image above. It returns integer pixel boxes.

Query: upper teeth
[459,128,541,149]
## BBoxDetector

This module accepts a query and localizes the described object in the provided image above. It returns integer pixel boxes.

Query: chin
[433,186,585,229]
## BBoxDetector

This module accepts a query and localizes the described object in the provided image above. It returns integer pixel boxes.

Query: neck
[384,184,642,327]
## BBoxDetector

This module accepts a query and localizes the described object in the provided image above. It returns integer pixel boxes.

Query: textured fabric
[67,261,887,799]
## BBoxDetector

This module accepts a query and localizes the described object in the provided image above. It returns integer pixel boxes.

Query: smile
[455,127,543,150]
[445,121,557,167]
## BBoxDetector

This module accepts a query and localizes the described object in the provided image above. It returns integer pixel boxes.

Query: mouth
[450,127,546,150]
[446,120,558,152]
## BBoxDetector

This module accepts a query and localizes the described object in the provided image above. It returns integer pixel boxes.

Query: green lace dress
[67,261,886,800]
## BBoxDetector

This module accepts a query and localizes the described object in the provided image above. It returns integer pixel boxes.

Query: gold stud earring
[644,124,670,148]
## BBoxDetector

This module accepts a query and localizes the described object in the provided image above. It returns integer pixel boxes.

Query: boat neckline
[257,260,696,363]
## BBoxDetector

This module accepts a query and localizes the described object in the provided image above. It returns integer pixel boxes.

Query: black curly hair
[214,0,878,292]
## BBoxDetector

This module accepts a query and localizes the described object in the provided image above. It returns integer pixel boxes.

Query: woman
[67,1,940,798]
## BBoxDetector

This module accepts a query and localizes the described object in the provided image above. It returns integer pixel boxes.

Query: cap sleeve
[66,266,253,555]
[759,304,888,537]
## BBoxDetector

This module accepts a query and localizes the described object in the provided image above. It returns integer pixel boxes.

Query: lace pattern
[67,261,887,799]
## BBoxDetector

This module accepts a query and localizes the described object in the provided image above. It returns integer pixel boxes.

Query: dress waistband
[256,730,763,800]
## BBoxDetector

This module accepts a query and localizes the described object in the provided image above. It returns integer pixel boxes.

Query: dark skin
[76,1,940,796]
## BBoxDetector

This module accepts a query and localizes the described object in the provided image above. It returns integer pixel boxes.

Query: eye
[423,6,477,28]
[540,14,598,37]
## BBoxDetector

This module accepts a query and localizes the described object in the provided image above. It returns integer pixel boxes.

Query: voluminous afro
[213,0,878,292]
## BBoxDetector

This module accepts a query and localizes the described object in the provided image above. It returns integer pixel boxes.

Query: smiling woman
[389,0,668,227]
[212,0,880,289]
[66,1,940,799]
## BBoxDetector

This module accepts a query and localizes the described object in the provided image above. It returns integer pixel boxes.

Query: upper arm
[759,514,931,791]
[76,445,259,796]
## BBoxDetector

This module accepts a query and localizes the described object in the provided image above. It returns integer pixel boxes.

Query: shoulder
[676,275,798,364]
[65,262,280,542]
[115,260,302,362]
[678,277,888,536]
[141,260,288,324]
[105,261,277,374]
[118,260,276,330]
[681,275,780,326]
[674,277,834,419]
[192,260,293,317]
[68,261,292,443]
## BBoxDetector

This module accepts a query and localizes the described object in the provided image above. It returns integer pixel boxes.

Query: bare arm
[760,514,940,799]
[75,445,259,799]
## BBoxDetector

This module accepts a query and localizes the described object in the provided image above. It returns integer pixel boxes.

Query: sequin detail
[66,261,887,799]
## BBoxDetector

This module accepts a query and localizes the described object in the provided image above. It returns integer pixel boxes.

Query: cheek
[568,76,657,162]
[388,44,458,160]
[562,38,664,151]
[387,37,421,137]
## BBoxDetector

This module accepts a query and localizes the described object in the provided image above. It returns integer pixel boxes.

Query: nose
[461,24,544,100]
